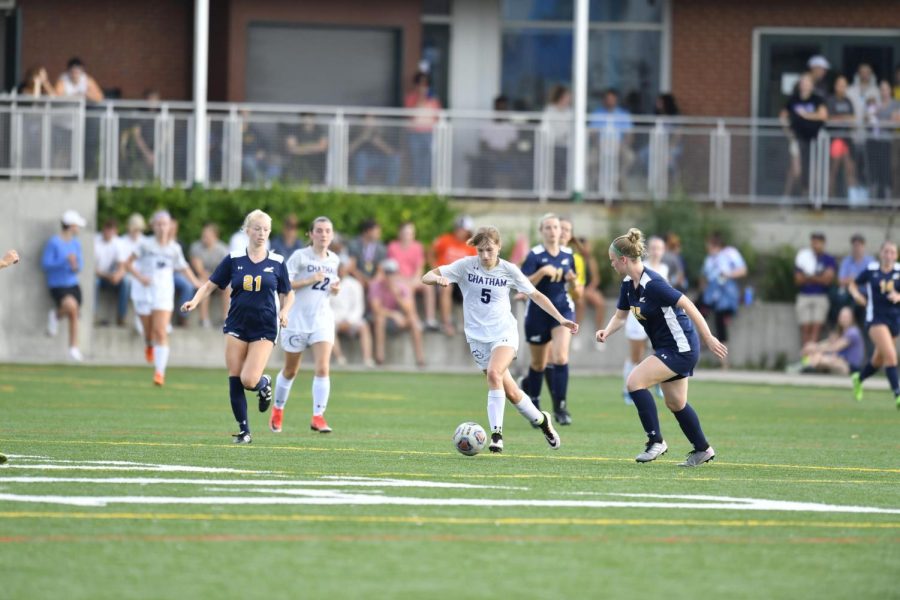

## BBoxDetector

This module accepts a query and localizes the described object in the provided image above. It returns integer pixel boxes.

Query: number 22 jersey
[285,246,341,332]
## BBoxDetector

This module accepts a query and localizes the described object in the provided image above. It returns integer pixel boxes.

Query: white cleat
[538,411,561,450]
[678,446,716,467]
[635,440,668,463]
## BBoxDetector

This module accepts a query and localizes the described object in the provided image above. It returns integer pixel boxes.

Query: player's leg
[356,321,375,367]
[625,355,673,462]
[372,310,387,364]
[240,339,275,414]
[150,309,172,385]
[225,336,251,441]
[870,325,899,400]
[501,366,560,450]
[522,341,550,410]
[853,325,884,401]
[309,341,335,432]
[623,313,647,403]
[548,324,573,424]
[439,285,455,336]
[661,377,715,467]
[60,293,81,360]
[272,348,302,433]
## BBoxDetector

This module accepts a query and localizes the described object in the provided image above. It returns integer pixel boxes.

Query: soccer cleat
[635,440,668,463]
[488,432,504,453]
[553,399,572,426]
[538,411,561,449]
[310,414,332,433]
[68,347,83,362]
[232,431,252,444]
[0,452,7,465]
[678,446,716,467]
[153,372,165,386]
[257,375,272,413]
[623,390,634,405]
[851,372,863,402]
[144,345,154,364]
[269,407,284,433]
[47,309,58,337]
[895,395,900,411]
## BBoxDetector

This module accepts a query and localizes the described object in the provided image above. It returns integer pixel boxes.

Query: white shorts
[280,326,335,353]
[625,312,648,341]
[468,328,519,371]
[131,281,174,316]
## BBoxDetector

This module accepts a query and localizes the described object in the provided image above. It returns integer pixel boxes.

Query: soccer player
[848,241,900,409]
[519,213,580,425]
[0,248,19,465]
[272,216,341,434]
[181,210,294,444]
[422,226,578,453]
[125,210,202,386]
[596,228,727,467]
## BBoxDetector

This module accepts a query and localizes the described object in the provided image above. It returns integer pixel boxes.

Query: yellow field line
[0,511,897,530]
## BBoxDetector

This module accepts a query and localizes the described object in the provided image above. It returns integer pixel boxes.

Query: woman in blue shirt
[596,228,728,467]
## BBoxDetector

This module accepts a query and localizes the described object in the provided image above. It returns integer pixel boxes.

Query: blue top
[838,326,864,369]
[855,261,900,324]
[521,244,576,312]
[270,236,304,260]
[796,252,837,295]
[838,254,874,282]
[588,106,633,141]
[41,234,82,289]
[211,249,291,333]
[617,268,697,352]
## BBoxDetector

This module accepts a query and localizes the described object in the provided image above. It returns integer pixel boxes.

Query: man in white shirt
[94,218,130,326]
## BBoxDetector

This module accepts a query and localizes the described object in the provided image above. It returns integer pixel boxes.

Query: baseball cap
[807,55,830,70]
[380,258,399,274]
[61,209,86,228]
[455,215,474,232]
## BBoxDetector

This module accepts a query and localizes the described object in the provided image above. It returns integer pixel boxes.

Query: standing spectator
[661,232,688,293]
[281,113,328,185]
[170,218,195,327]
[698,232,747,360]
[837,233,875,330]
[866,80,900,199]
[346,219,387,288]
[404,71,442,188]
[119,90,159,182]
[847,63,880,126]
[189,222,230,328]
[478,95,519,189]
[120,213,147,334]
[826,75,859,199]
[349,113,401,186]
[94,218,130,327]
[330,261,375,368]
[638,93,682,181]
[387,221,438,330]
[543,85,572,192]
[17,66,55,97]
[589,89,635,192]
[429,215,477,336]
[54,57,103,102]
[780,73,828,198]
[794,232,837,346]
[807,55,831,98]
[368,258,426,366]
[42,209,86,361]
[270,214,304,259]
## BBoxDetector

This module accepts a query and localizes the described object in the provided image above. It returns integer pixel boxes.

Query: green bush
[755,243,798,302]
[98,185,458,249]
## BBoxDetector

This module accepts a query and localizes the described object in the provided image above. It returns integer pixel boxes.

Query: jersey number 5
[243,275,262,292]
[480,288,491,304]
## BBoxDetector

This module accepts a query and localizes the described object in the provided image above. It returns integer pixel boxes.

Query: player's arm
[124,253,151,286]
[676,294,727,359]
[526,289,578,334]
[278,290,294,327]
[181,280,219,312]
[422,267,449,286]
[566,267,583,302]
[0,249,19,269]
[596,309,629,342]
[848,276,867,306]
[292,270,325,290]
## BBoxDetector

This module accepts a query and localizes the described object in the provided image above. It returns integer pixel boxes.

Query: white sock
[487,389,505,434]
[153,344,170,376]
[515,392,544,425]
[312,376,330,416]
[623,359,634,392]
[274,371,294,410]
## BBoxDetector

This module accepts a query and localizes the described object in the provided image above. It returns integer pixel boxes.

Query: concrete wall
[0,182,97,362]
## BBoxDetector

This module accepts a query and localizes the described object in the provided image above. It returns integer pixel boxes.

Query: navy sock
[229,376,249,433]
[525,367,544,398]
[672,403,709,452]
[552,363,569,406]
[886,366,900,396]
[859,362,878,382]
[544,365,556,402]
[629,388,662,443]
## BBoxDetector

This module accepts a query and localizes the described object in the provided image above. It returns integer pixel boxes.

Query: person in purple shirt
[794,232,837,346]
[41,210,86,362]
[797,307,864,375]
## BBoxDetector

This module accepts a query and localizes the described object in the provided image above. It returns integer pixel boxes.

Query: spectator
[894,65,900,101]
[17,65,55,97]
[94,218,130,326]
[543,85,572,191]
[404,71,442,188]
[559,218,605,349]
[42,209,86,362]
[189,222,230,328]
[270,214,304,259]
[866,80,900,199]
[120,213,147,333]
[240,111,281,184]
[387,221,439,330]
[54,57,103,102]
[17,65,56,167]
[368,258,425,366]
[638,93,682,180]
[281,113,328,185]
[836,233,874,329]
[478,95,520,189]
[807,55,831,98]
[349,113,401,186]
[429,215,477,336]
[169,218,195,327]
[826,75,860,200]
[794,232,838,346]
[330,261,375,368]
[589,88,635,192]
[346,219,387,288]
[119,90,158,182]
[789,306,864,376]
[847,63,880,127]
[662,232,688,292]
[698,232,747,357]
[780,73,828,198]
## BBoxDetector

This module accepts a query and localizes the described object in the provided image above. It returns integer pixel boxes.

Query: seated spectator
[94,218,130,326]
[281,113,328,185]
[346,219,387,288]
[240,111,282,184]
[119,213,147,333]
[698,232,747,360]
[17,65,55,97]
[368,259,425,366]
[330,262,374,368]
[189,222,230,328]
[387,221,439,330]
[794,232,837,346]
[54,57,103,102]
[349,113,401,186]
[270,214,304,259]
[42,209,87,362]
[429,215,477,336]
[789,307,864,375]
[477,95,520,189]
[169,218,195,327]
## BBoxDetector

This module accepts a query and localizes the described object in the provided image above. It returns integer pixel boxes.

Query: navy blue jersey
[211,249,291,340]
[855,261,900,324]
[521,244,576,314]
[617,268,696,352]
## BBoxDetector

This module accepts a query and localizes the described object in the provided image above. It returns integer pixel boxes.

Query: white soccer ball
[452,422,487,456]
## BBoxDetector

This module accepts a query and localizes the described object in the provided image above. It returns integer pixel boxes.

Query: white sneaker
[678,446,716,467]
[68,347,84,362]
[635,440,667,463]
[47,309,58,337]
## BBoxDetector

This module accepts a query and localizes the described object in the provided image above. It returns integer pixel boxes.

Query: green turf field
[0,364,897,599]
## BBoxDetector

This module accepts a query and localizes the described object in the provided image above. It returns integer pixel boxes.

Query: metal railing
[2,96,899,207]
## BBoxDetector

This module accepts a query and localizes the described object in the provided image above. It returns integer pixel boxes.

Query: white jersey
[286,246,341,332]
[131,236,189,289]
[439,256,536,343]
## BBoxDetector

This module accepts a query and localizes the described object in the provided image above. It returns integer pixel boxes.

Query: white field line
[0,476,526,490]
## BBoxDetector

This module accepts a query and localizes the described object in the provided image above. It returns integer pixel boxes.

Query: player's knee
[240,373,259,389]
[625,374,643,393]
[485,368,504,388]
[282,365,299,379]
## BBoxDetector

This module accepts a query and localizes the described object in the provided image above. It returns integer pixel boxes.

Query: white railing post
[331,110,346,190]
[434,112,449,195]
[228,106,241,189]
[11,102,21,180]
[106,105,119,189]
[41,105,51,179]
[648,119,666,200]
[74,99,85,181]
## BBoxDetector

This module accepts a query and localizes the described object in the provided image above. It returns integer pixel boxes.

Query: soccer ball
[453,422,487,456]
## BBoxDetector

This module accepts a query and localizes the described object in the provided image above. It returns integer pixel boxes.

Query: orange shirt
[432,233,476,267]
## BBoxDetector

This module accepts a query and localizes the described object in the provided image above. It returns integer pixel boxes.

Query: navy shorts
[524,305,575,345]
[867,316,900,338]
[223,317,278,344]
[49,285,82,308]
[654,345,699,381]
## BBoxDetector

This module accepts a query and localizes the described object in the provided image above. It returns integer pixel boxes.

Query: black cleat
[257,374,272,413]
[232,431,252,444]
[488,432,504,453]
[538,411,561,449]
[553,399,572,425]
